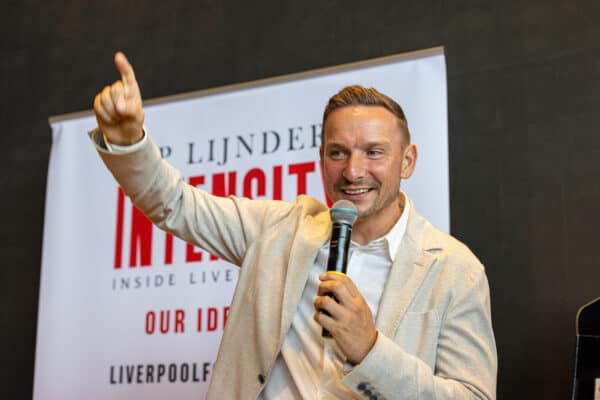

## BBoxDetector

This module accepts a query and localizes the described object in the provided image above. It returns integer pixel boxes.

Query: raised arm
[89,53,296,266]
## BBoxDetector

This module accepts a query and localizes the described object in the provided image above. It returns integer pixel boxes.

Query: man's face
[320,106,416,225]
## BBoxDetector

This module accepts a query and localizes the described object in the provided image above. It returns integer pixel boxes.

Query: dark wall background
[2,1,599,398]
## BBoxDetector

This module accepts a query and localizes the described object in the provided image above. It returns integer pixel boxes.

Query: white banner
[35,47,448,399]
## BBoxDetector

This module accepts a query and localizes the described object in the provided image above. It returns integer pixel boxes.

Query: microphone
[322,200,358,337]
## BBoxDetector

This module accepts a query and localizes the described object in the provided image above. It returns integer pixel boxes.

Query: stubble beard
[356,188,399,221]
[331,180,399,222]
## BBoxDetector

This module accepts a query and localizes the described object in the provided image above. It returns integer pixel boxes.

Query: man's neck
[351,194,406,245]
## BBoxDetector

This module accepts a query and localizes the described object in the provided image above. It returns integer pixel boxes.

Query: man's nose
[342,153,366,181]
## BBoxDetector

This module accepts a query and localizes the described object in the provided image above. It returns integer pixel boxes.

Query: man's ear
[400,144,417,179]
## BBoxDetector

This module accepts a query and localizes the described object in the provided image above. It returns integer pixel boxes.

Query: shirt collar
[382,191,410,260]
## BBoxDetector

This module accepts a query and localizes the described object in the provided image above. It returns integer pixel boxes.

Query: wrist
[348,329,378,365]
[104,130,144,146]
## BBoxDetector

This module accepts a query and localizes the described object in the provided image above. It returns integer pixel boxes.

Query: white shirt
[262,194,410,399]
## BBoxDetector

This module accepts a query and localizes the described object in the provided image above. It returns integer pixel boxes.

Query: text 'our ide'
[145,307,230,335]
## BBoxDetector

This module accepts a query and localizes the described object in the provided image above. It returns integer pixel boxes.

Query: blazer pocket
[394,310,441,367]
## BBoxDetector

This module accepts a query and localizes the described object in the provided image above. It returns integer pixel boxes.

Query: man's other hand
[93,52,144,145]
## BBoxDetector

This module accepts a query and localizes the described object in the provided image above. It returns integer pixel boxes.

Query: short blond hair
[322,85,410,143]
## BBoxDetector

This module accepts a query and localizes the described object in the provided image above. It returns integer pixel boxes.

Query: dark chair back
[572,297,600,400]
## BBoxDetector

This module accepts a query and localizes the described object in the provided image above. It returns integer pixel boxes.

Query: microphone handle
[322,222,352,338]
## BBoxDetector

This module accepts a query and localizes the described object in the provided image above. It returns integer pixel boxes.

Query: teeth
[344,188,370,195]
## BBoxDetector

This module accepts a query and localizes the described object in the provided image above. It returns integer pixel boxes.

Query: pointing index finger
[114,51,137,87]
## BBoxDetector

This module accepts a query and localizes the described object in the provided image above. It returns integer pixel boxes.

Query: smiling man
[91,52,497,399]
[320,95,416,245]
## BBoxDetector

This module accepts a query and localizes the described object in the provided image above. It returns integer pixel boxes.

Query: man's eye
[367,150,384,158]
[329,150,346,159]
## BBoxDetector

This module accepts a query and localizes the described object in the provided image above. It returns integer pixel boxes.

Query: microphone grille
[330,200,358,226]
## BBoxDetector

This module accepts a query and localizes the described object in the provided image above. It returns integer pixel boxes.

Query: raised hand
[313,272,378,365]
[93,52,144,145]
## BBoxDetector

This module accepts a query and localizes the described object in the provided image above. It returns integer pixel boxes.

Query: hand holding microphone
[321,200,358,337]
[314,200,378,365]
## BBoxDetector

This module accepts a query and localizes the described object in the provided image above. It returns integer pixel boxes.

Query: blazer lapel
[375,206,438,337]
[278,211,330,343]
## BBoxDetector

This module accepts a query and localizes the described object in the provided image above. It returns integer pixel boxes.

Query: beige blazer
[96,132,497,400]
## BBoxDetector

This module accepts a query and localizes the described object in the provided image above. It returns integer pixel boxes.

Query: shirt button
[258,374,266,384]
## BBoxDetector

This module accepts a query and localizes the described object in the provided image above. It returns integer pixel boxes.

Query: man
[92,52,497,399]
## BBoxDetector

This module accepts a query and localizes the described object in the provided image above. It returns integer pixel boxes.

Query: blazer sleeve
[93,130,293,267]
[342,265,497,400]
